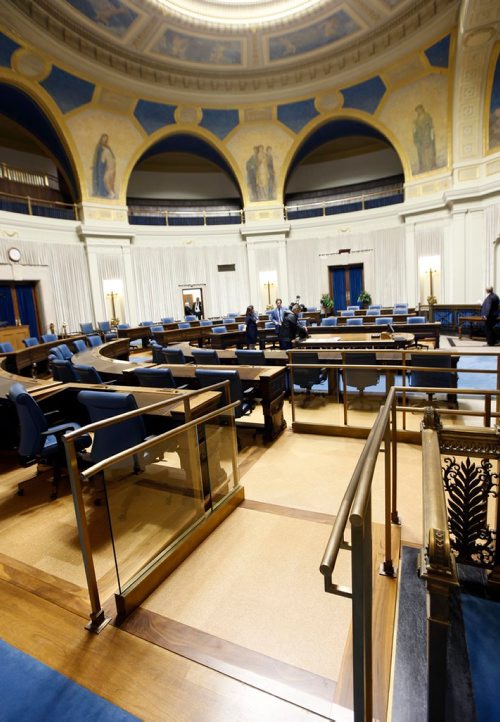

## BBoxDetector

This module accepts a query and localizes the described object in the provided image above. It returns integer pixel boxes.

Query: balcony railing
[0,189,79,220]
[284,182,404,220]
[128,206,244,226]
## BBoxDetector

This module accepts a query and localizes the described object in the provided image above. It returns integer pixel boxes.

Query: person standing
[481,286,500,346]
[279,304,306,350]
[270,298,284,327]
[193,297,203,320]
[245,305,258,349]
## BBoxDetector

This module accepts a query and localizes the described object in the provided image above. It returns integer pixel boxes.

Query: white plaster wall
[127,170,240,199]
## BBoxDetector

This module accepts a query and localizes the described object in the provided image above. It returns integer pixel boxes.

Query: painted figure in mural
[246,148,258,201]
[266,146,275,199]
[92,134,116,198]
[255,145,269,200]
[413,104,436,173]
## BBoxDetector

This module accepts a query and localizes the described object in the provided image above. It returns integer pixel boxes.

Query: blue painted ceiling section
[0,83,78,198]
[0,32,20,68]
[425,35,451,69]
[199,109,239,139]
[134,100,176,134]
[341,76,387,114]
[40,66,95,114]
[277,99,319,133]
[137,133,239,189]
[288,118,392,175]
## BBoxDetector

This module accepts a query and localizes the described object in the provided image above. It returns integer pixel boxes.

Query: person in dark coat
[481,286,500,346]
[279,304,307,350]
[245,305,258,349]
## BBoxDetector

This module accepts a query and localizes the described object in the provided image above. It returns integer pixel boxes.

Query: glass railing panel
[202,410,239,508]
[83,427,205,596]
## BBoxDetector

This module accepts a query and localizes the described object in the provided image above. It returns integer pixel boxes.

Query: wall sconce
[260,270,277,307]
[103,279,122,326]
[419,256,440,306]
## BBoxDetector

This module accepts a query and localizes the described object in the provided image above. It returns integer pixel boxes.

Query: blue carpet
[461,594,500,722]
[0,638,140,721]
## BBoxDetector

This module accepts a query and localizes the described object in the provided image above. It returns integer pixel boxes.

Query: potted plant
[357,291,372,308]
[320,293,334,315]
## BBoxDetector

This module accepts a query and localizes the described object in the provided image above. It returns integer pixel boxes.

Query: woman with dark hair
[245,305,258,349]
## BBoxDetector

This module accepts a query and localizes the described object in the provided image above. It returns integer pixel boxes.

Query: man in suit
[279,304,307,350]
[270,298,284,327]
[481,286,500,346]
[193,297,203,320]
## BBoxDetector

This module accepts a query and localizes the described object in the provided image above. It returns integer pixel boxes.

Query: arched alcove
[0,83,79,204]
[127,133,243,225]
[284,118,404,217]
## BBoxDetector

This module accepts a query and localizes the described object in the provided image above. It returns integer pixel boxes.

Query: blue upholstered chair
[23,337,39,347]
[393,308,408,315]
[346,317,363,326]
[77,390,161,471]
[235,349,266,365]
[53,343,73,360]
[368,305,382,311]
[8,382,91,499]
[72,339,87,353]
[321,317,337,326]
[161,317,175,324]
[409,353,456,407]
[149,341,164,364]
[375,317,393,325]
[238,324,246,331]
[117,323,130,329]
[222,318,233,325]
[307,307,318,312]
[50,359,78,383]
[200,320,213,327]
[344,353,380,395]
[0,342,14,352]
[366,309,381,316]
[134,367,179,389]
[80,322,94,335]
[150,325,164,333]
[87,335,102,347]
[191,349,220,365]
[184,315,197,322]
[162,347,187,364]
[178,322,190,329]
[407,316,426,324]
[265,321,276,330]
[347,306,359,311]
[291,352,327,397]
[195,368,253,417]
[98,321,117,340]
[73,364,106,385]
[42,333,58,343]
[341,310,355,317]
[139,321,154,327]
[212,326,227,334]
[227,312,239,318]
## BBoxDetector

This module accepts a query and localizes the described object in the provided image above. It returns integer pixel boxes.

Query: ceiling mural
[2,0,458,100]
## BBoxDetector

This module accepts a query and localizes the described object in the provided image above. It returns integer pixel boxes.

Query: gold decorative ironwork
[442,456,498,568]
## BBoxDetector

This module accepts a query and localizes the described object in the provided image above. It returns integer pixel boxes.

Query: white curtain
[286,226,406,307]
[131,243,250,319]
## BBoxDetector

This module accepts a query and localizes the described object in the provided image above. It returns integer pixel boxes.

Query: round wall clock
[8,247,21,262]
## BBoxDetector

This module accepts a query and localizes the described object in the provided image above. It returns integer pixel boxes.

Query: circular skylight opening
[155,0,327,27]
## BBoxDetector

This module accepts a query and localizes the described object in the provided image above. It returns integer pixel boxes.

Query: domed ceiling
[3,0,457,102]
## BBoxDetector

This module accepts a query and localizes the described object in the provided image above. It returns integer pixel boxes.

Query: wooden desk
[307,322,441,347]
[0,325,30,351]
[0,335,88,375]
[295,332,414,350]
[142,364,287,441]
[457,315,487,339]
